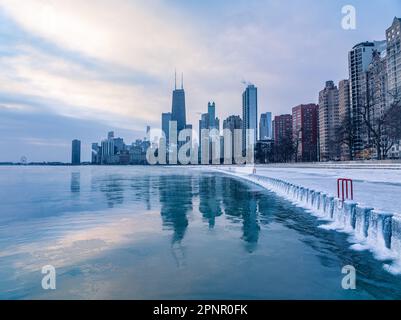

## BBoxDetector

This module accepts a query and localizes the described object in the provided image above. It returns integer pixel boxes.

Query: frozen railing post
[337,178,353,201]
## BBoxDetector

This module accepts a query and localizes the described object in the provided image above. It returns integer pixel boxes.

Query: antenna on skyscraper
[174,69,177,90]
[181,73,184,89]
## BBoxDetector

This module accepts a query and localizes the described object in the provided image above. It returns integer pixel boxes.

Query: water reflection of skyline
[156,171,262,252]
[81,168,265,251]
[70,172,80,193]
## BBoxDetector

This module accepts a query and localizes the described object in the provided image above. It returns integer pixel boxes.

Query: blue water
[0,166,401,299]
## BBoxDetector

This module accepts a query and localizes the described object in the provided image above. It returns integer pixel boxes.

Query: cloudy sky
[0,0,399,162]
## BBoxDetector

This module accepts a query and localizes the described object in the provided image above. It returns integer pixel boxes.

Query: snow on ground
[213,164,401,274]
[218,165,401,216]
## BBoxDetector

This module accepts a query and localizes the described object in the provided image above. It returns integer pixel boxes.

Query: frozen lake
[0,166,401,299]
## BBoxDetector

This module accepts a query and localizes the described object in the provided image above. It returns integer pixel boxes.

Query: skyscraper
[101,132,125,164]
[242,84,258,151]
[348,40,386,159]
[199,101,220,163]
[71,139,81,165]
[199,113,208,140]
[292,104,319,162]
[338,79,352,160]
[207,102,219,130]
[386,17,401,159]
[319,81,340,161]
[386,17,401,98]
[274,114,292,144]
[223,115,243,132]
[259,112,272,141]
[162,112,172,144]
[91,143,100,164]
[223,115,243,162]
[199,102,220,144]
[171,73,187,133]
[365,51,389,159]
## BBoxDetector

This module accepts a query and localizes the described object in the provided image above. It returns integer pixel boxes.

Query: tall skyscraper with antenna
[171,72,187,132]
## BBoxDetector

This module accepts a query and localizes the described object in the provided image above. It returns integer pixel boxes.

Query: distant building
[386,17,401,99]
[348,40,386,159]
[272,119,275,140]
[199,102,220,134]
[223,115,242,132]
[91,143,101,164]
[242,84,258,151]
[199,101,221,163]
[364,50,389,159]
[386,17,401,159]
[162,112,172,144]
[99,132,126,164]
[101,137,115,164]
[319,81,340,161]
[207,102,220,130]
[273,114,292,144]
[338,79,351,160]
[292,104,319,162]
[223,115,243,161]
[171,73,186,133]
[199,113,208,141]
[71,139,81,165]
[259,112,272,141]
[129,139,149,164]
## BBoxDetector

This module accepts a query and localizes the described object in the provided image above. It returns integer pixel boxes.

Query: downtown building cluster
[160,81,265,164]
[70,17,401,165]
[90,131,151,165]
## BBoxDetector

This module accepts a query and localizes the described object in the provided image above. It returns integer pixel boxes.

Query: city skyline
[0,1,400,162]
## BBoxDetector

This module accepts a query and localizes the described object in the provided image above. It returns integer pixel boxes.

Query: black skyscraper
[171,73,187,132]
[71,139,81,165]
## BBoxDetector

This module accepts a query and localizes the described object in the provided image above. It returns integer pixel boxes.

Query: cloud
[0,0,400,161]
[0,105,144,162]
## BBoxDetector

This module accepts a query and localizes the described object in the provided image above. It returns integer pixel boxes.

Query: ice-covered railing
[218,168,401,264]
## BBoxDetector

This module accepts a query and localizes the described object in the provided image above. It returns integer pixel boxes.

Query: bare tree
[293,127,302,163]
[359,90,401,160]
[274,136,295,163]
[355,50,401,160]
[335,113,354,160]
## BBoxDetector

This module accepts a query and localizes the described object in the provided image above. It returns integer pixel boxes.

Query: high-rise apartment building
[242,84,258,151]
[91,143,100,164]
[259,112,272,141]
[273,114,292,144]
[386,17,401,159]
[319,81,340,161]
[223,115,243,132]
[199,101,221,162]
[348,40,386,159]
[162,112,172,144]
[71,139,81,165]
[338,79,352,160]
[292,104,319,162]
[386,17,401,98]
